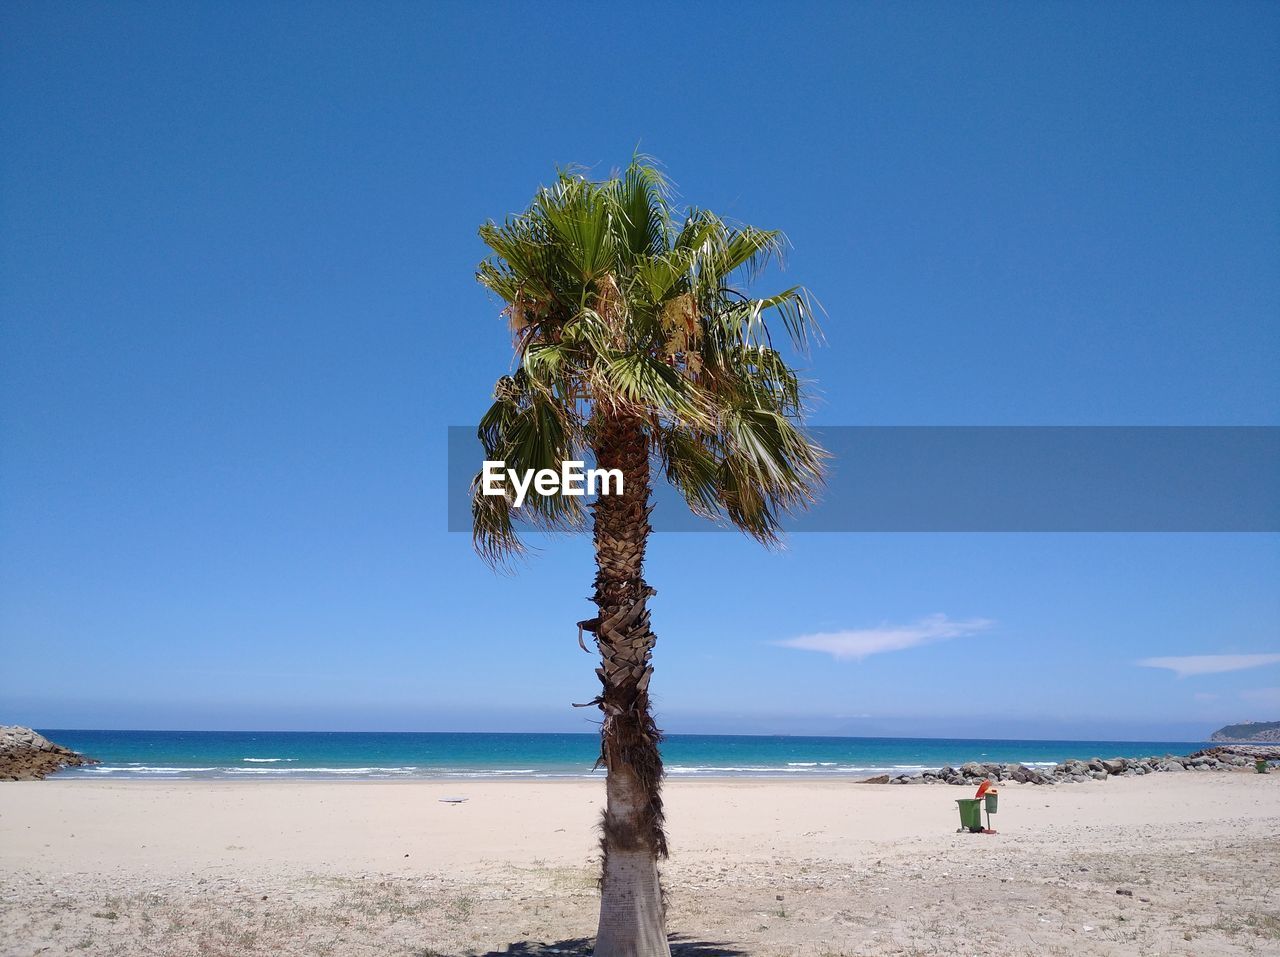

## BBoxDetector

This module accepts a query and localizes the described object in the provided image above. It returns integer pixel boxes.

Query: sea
[39,730,1212,781]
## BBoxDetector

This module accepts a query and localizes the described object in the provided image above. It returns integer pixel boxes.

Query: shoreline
[40,744,1274,784]
[28,728,1224,781]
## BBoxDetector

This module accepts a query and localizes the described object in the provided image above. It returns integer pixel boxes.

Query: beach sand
[1,772,1277,956]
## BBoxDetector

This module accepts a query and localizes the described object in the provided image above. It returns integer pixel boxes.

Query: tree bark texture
[588,416,670,957]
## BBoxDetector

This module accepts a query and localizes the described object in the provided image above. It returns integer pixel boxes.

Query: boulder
[0,726,97,781]
[880,749,1252,790]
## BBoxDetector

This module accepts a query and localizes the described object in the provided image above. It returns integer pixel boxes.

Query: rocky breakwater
[0,726,98,780]
[865,747,1269,786]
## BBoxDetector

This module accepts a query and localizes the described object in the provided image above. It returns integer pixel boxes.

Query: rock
[0,726,97,781]
[1117,888,1133,897]
[860,748,1253,791]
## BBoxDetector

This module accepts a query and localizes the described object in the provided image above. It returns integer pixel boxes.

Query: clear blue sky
[2,2,1277,740]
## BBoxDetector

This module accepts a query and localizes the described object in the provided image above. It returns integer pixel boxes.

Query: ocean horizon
[39,729,1215,781]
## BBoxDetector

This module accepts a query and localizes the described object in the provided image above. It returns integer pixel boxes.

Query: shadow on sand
[469,935,748,957]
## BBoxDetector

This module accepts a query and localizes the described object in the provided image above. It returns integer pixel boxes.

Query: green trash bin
[1257,759,1269,774]
[956,798,984,832]
[984,791,998,814]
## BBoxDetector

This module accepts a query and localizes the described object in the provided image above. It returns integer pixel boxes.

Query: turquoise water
[41,730,1211,780]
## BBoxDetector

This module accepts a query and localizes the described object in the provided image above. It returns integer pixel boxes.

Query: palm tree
[471,158,825,957]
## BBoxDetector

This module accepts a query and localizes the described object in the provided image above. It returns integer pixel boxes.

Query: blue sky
[1,2,1277,739]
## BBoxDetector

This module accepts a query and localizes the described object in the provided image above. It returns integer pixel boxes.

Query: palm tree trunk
[588,416,670,957]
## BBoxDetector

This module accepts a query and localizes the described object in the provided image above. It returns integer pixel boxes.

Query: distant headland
[1209,720,1280,743]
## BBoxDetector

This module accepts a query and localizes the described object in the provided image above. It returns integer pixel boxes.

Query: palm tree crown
[472,157,825,558]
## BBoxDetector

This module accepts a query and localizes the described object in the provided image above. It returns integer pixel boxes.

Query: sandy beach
[1,772,1277,956]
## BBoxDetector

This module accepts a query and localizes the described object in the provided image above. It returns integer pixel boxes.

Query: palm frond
[610,155,672,262]
[655,426,722,519]
[472,158,827,564]
[592,352,710,428]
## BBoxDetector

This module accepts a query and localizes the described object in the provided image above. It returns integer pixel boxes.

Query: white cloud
[777,614,993,661]
[1136,654,1280,679]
